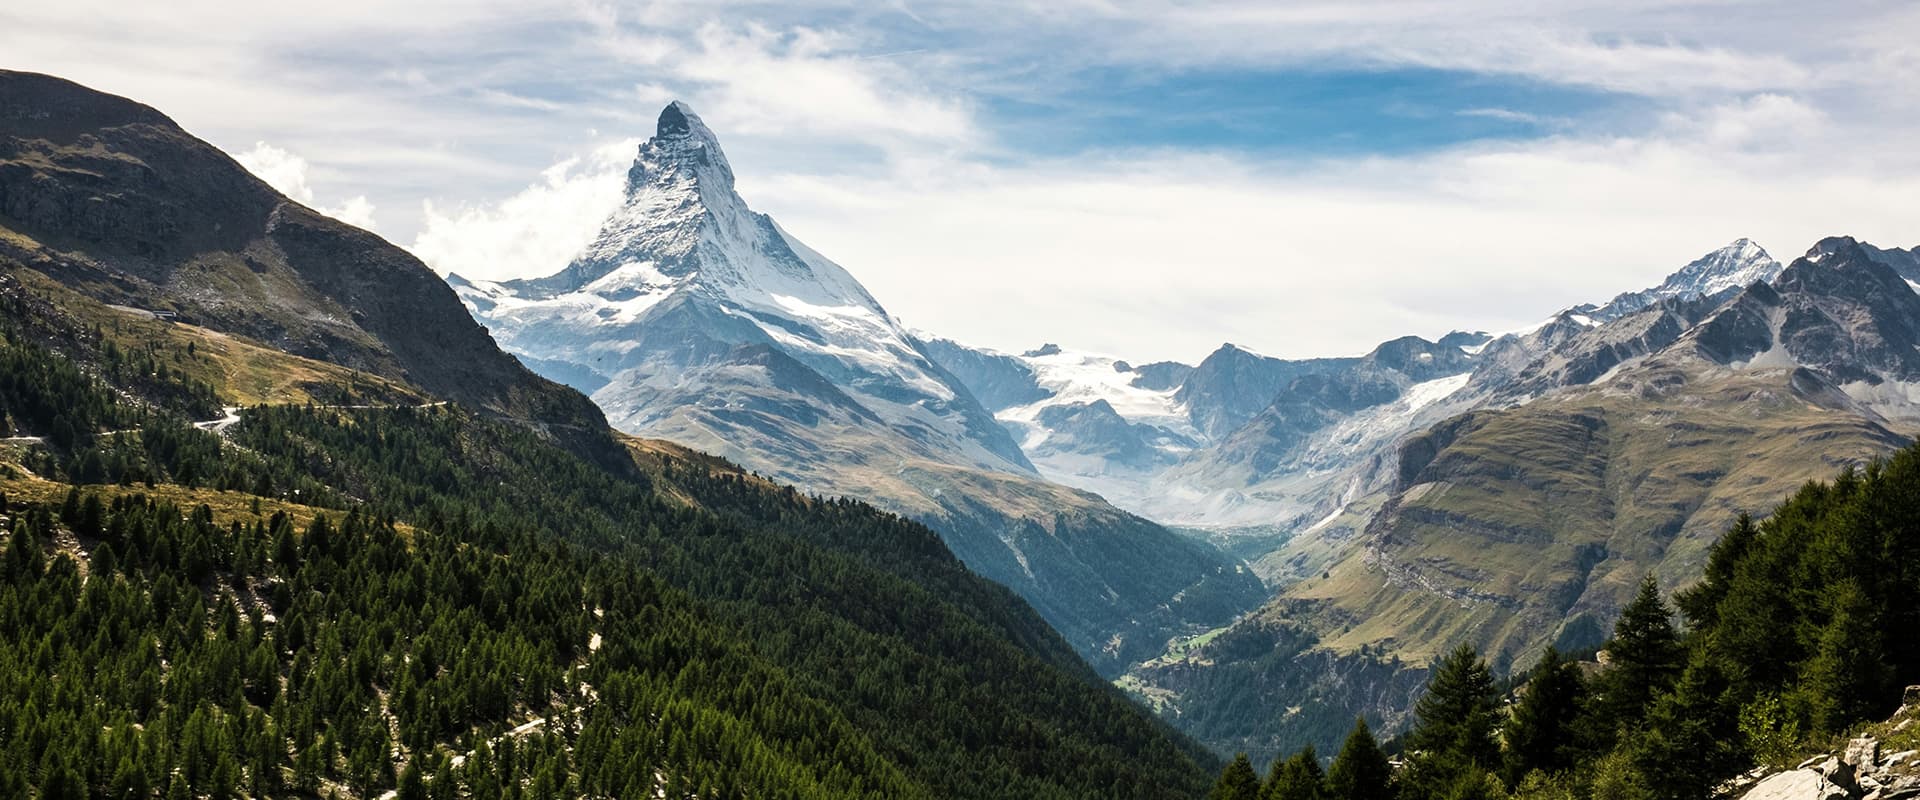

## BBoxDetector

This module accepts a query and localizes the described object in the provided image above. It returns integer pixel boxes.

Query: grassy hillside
[1297,362,1906,670]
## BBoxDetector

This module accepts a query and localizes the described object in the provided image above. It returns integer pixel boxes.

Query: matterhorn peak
[628,100,735,194]
[656,100,699,138]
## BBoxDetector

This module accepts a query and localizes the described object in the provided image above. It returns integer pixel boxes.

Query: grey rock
[1818,755,1859,795]
[1739,769,1851,800]
[1846,737,1882,769]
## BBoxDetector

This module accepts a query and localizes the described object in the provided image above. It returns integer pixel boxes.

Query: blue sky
[5,1,1918,361]
[985,66,1633,158]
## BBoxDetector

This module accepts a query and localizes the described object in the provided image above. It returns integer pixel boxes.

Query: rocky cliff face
[1175,345,1359,439]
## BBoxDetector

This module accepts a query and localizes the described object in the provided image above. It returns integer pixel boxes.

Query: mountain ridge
[0,69,613,458]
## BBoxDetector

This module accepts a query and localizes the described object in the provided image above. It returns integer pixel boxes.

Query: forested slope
[0,163,1217,799]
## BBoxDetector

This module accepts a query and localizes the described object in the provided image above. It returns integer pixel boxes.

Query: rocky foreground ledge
[1740,687,1920,800]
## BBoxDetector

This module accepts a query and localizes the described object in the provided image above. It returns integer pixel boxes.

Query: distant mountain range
[920,239,1786,538]
[895,232,1920,760]
[453,102,1265,675]
[1121,237,1920,761]
[444,97,1920,761]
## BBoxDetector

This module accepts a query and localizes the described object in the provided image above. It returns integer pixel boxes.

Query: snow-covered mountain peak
[1671,237,1777,295]
[1587,238,1781,321]
[454,103,1035,476]
[500,100,890,321]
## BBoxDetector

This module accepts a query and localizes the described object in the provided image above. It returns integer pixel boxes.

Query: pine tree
[1264,745,1326,800]
[1597,575,1682,733]
[1209,753,1262,800]
[1408,645,1500,769]
[1401,644,1500,798]
[1502,647,1587,785]
[1327,718,1394,800]
[8,517,40,577]
[38,752,86,800]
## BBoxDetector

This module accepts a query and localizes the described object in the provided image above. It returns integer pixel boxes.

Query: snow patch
[997,346,1193,433]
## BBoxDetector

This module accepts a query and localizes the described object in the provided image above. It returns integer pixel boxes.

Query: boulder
[1880,775,1920,799]
[1820,756,1859,790]
[1739,770,1851,800]
[1847,738,1883,769]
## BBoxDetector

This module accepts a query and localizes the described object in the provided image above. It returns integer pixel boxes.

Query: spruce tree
[7,517,40,577]
[1402,645,1500,798]
[1502,647,1586,785]
[1798,580,1893,732]
[1327,718,1394,800]
[1209,753,1262,800]
[398,760,428,800]
[1597,575,1682,732]
[1264,745,1326,800]
[1407,644,1500,770]
[38,752,85,800]
[1634,653,1741,800]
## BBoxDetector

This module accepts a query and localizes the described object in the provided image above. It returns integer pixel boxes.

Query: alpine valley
[438,93,1920,769]
[5,60,1920,800]
[451,100,1920,767]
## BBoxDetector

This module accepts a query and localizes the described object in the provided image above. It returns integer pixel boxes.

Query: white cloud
[326,196,380,231]
[400,89,1920,363]
[742,113,1920,362]
[234,142,380,231]
[1661,93,1829,151]
[586,19,975,148]
[409,139,637,281]
[233,142,317,202]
